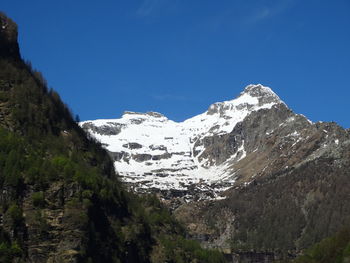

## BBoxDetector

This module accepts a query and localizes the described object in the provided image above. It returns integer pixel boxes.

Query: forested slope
[0,12,225,263]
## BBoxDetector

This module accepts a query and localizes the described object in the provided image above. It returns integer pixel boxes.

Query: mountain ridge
[81,82,350,257]
[83,83,285,123]
[80,84,303,200]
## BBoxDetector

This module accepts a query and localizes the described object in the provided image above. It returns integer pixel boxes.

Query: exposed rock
[133,153,152,162]
[81,122,124,136]
[108,151,129,162]
[123,142,143,149]
[20,182,85,262]
[149,144,167,151]
[151,152,171,160]
[0,12,20,59]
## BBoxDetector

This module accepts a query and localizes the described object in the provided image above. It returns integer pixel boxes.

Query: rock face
[81,84,289,200]
[173,111,350,254]
[82,84,350,255]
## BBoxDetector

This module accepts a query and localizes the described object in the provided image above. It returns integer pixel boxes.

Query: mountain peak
[243,83,274,95]
[206,84,284,116]
[239,83,284,106]
[242,83,279,98]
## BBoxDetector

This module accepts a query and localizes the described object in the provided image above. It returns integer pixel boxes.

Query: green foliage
[137,194,225,263]
[7,204,23,226]
[0,240,22,263]
[0,129,25,191]
[32,191,45,208]
[0,48,226,262]
[152,236,226,263]
[294,227,350,263]
[212,156,350,254]
[33,210,50,237]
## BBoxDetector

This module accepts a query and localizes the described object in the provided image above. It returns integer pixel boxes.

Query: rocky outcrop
[21,183,86,262]
[123,142,143,149]
[0,12,20,59]
[81,122,125,136]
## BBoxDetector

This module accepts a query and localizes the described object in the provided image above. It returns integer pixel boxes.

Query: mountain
[80,83,341,202]
[3,9,347,262]
[82,84,350,257]
[80,84,286,199]
[0,12,226,263]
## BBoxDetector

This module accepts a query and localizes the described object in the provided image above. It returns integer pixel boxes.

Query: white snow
[80,84,284,192]
[299,114,313,124]
[291,131,300,137]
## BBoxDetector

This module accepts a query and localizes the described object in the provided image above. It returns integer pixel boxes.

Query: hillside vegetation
[291,227,350,263]
[0,12,225,263]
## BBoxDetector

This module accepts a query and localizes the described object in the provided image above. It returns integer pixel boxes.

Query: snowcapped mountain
[80,84,282,196]
[81,83,350,254]
[80,84,346,201]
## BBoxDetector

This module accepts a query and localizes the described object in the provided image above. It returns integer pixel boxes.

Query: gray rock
[123,142,143,149]
[81,122,125,136]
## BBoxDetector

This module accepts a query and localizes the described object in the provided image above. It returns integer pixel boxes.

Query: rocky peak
[206,84,284,116]
[0,12,20,59]
[240,84,285,106]
[242,84,274,96]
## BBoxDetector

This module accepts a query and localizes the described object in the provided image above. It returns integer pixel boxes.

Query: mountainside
[80,85,288,199]
[82,82,350,256]
[81,84,347,201]
[0,12,225,263]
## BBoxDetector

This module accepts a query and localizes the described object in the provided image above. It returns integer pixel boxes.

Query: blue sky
[2,0,350,127]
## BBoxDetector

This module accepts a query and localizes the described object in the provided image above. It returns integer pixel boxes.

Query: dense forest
[0,12,225,262]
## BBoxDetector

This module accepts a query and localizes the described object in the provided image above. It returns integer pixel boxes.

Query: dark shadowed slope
[0,12,225,263]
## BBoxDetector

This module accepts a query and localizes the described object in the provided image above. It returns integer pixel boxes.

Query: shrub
[7,204,23,226]
[32,191,45,208]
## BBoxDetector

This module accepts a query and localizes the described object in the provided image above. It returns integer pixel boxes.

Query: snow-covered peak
[182,84,284,136]
[243,83,277,96]
[80,84,288,195]
[240,84,284,104]
[206,84,283,116]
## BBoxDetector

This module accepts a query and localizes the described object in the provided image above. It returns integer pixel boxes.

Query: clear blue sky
[2,1,350,127]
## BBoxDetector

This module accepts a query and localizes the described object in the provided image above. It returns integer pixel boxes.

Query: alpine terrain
[2,9,350,263]
[80,85,286,199]
[82,84,350,259]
